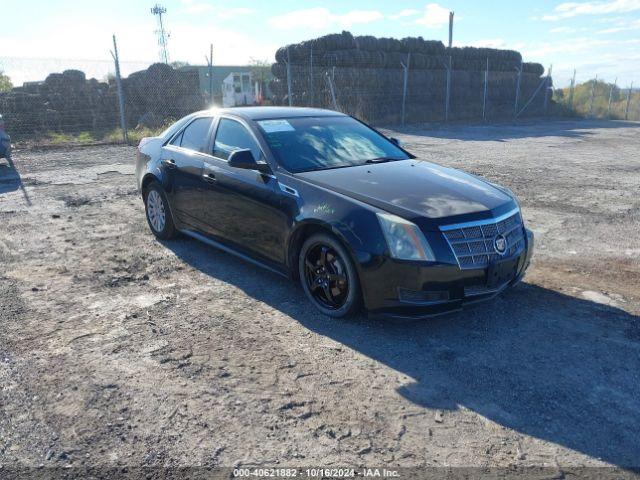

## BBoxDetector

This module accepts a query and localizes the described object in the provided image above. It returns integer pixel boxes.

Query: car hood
[295,159,514,225]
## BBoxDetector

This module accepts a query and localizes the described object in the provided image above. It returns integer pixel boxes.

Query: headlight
[377,212,435,261]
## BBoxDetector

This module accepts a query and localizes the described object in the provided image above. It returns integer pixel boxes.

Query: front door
[201,117,288,264]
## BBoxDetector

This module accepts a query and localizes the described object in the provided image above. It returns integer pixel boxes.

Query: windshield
[256,116,410,173]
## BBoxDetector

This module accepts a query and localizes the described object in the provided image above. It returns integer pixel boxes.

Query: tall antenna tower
[151,4,169,64]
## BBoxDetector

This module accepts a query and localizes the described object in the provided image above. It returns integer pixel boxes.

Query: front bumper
[363,228,534,320]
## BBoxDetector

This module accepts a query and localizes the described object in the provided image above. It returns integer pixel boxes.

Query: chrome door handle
[162,158,176,169]
[202,172,217,183]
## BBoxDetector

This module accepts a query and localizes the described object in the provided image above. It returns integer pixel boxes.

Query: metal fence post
[110,34,128,143]
[401,53,411,126]
[286,47,293,107]
[607,78,617,118]
[625,82,634,120]
[588,75,597,117]
[310,47,315,107]
[208,44,214,105]
[326,71,338,111]
[445,55,452,122]
[482,58,489,121]
[544,64,552,114]
[568,69,576,112]
[516,76,548,119]
[514,61,522,118]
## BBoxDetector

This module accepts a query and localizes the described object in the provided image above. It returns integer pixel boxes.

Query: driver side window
[213,118,262,161]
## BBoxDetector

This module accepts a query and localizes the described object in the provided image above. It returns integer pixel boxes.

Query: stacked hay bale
[0,69,118,135]
[123,63,203,128]
[0,64,205,137]
[269,31,548,123]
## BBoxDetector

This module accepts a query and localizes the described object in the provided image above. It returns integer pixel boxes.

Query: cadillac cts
[135,107,534,320]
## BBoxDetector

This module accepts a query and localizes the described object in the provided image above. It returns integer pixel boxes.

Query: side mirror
[389,137,403,148]
[228,149,272,174]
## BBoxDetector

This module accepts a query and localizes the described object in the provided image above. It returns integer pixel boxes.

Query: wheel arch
[287,220,358,281]
[140,173,161,194]
[140,173,181,233]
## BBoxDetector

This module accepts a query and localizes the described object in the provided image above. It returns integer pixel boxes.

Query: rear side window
[213,118,262,161]
[169,131,183,146]
[179,117,213,153]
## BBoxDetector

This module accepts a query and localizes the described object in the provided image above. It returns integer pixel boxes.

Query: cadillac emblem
[494,234,507,255]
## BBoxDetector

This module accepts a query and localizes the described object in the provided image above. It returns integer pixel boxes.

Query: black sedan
[135,107,534,320]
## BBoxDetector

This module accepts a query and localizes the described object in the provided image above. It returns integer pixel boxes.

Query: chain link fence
[0,59,207,146]
[271,50,551,125]
[1,36,638,148]
[267,32,554,126]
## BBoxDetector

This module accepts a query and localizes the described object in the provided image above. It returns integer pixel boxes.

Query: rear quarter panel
[136,137,165,191]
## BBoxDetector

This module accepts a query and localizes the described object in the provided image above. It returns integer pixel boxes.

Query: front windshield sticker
[258,119,295,133]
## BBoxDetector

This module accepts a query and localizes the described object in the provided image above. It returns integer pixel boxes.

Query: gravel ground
[0,119,639,473]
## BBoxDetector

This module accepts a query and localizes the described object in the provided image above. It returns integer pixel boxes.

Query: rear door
[201,117,288,264]
[161,116,214,228]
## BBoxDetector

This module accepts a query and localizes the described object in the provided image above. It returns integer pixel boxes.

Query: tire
[299,233,362,318]
[143,182,177,240]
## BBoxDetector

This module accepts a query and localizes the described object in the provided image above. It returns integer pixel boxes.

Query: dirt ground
[1,119,639,473]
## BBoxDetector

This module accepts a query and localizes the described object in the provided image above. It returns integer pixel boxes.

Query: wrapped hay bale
[61,69,86,86]
[271,63,287,79]
[315,31,357,51]
[44,73,65,89]
[270,31,546,123]
[123,63,203,125]
[523,62,545,76]
[275,31,357,63]
[400,37,445,55]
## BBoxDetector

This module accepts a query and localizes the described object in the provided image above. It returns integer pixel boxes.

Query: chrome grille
[440,209,525,270]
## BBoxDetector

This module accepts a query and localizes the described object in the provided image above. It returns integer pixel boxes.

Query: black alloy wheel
[299,233,361,318]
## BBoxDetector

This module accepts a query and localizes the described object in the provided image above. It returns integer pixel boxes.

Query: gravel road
[1,119,639,473]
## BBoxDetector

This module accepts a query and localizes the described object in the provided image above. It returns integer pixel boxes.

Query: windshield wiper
[295,157,405,173]
[364,157,402,164]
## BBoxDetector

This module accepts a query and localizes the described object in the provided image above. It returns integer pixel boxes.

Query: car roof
[194,106,346,121]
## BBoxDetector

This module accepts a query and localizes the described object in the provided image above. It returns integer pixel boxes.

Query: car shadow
[386,119,640,143]
[164,236,640,468]
[0,155,32,205]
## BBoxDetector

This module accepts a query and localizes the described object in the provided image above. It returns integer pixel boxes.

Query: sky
[1,0,640,87]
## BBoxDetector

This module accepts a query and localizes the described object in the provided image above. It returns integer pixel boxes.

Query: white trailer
[222,72,256,107]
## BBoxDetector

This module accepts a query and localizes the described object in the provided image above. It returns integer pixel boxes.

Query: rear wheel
[299,233,361,318]
[144,182,177,240]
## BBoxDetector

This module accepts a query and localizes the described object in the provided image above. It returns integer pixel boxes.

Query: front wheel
[299,233,362,318]
[143,182,177,240]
